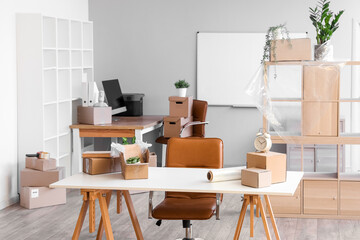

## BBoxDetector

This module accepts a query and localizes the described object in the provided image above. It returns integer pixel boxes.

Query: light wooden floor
[1,190,360,240]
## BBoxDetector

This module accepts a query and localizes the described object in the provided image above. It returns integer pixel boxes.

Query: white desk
[51,168,303,240]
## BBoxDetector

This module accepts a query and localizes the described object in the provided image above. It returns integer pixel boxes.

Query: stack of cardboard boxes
[164,96,194,138]
[241,152,287,188]
[83,150,157,175]
[20,157,66,209]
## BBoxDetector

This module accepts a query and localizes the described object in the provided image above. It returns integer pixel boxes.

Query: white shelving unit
[17,14,94,178]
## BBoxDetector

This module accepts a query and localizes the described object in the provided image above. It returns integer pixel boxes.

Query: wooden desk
[70,116,163,175]
[51,168,303,240]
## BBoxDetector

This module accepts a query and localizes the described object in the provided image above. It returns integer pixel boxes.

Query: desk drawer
[304,180,337,215]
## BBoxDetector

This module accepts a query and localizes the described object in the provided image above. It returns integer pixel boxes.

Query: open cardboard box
[120,144,149,180]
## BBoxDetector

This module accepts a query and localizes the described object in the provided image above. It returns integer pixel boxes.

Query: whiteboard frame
[196,32,307,107]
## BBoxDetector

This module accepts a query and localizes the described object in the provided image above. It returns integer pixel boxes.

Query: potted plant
[174,79,190,97]
[309,0,344,61]
[261,24,291,78]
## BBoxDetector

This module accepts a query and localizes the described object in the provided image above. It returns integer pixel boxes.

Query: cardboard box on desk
[164,116,193,138]
[20,187,66,209]
[247,151,286,184]
[25,157,57,171]
[270,38,311,61]
[241,168,272,188]
[169,96,193,118]
[20,167,65,187]
[120,144,149,180]
[83,151,121,175]
[77,106,112,125]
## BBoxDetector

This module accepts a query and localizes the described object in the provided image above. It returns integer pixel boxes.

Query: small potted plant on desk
[174,79,190,97]
[309,0,344,61]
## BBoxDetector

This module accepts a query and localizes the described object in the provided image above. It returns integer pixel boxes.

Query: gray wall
[89,0,358,166]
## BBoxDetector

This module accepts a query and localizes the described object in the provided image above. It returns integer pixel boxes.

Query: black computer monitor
[102,79,127,115]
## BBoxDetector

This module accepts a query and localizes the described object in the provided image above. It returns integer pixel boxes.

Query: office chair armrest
[180,121,209,136]
[216,193,221,220]
[148,191,154,219]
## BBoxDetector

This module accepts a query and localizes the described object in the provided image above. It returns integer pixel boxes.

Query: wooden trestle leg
[233,194,280,240]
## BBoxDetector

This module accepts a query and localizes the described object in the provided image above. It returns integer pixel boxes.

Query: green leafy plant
[174,79,190,89]
[121,137,136,145]
[126,156,140,164]
[309,0,344,45]
[261,23,291,65]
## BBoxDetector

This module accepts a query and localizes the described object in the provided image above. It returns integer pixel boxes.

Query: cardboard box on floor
[25,157,57,171]
[83,151,121,175]
[163,116,193,138]
[20,187,66,209]
[169,96,193,118]
[149,152,157,167]
[20,167,65,187]
[247,151,286,184]
[270,38,311,61]
[241,168,272,188]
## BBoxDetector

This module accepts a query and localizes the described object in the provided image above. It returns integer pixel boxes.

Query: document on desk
[207,166,245,182]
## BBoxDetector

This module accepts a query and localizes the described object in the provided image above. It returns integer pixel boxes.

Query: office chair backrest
[165,138,223,199]
[192,100,208,137]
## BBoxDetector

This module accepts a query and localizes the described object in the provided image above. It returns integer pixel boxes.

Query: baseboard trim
[0,195,19,210]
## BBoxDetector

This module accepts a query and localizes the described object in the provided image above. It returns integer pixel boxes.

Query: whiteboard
[196,32,306,106]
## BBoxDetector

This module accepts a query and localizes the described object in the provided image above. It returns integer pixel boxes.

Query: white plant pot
[314,41,333,61]
[178,88,187,97]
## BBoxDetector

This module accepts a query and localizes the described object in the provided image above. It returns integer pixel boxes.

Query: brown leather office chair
[156,99,209,144]
[149,138,223,240]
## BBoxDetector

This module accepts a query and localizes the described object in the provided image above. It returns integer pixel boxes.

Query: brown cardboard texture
[77,106,112,125]
[83,151,121,175]
[149,152,157,167]
[25,157,57,171]
[169,96,193,118]
[20,187,66,209]
[83,157,121,175]
[247,151,286,183]
[120,145,149,180]
[164,116,193,138]
[241,168,272,188]
[20,167,65,187]
[270,38,311,61]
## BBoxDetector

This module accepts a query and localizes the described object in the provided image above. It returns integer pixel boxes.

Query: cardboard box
[241,168,272,188]
[120,146,149,180]
[77,106,112,125]
[25,157,57,171]
[83,151,121,175]
[163,116,193,138]
[20,187,66,209]
[20,167,65,187]
[270,38,311,61]
[169,96,193,118]
[149,152,157,167]
[247,152,286,184]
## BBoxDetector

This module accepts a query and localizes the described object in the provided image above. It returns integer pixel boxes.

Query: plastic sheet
[111,140,152,157]
[246,61,346,144]
[207,167,244,182]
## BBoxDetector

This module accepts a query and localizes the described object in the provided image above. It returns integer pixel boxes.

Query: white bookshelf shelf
[17,14,93,177]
